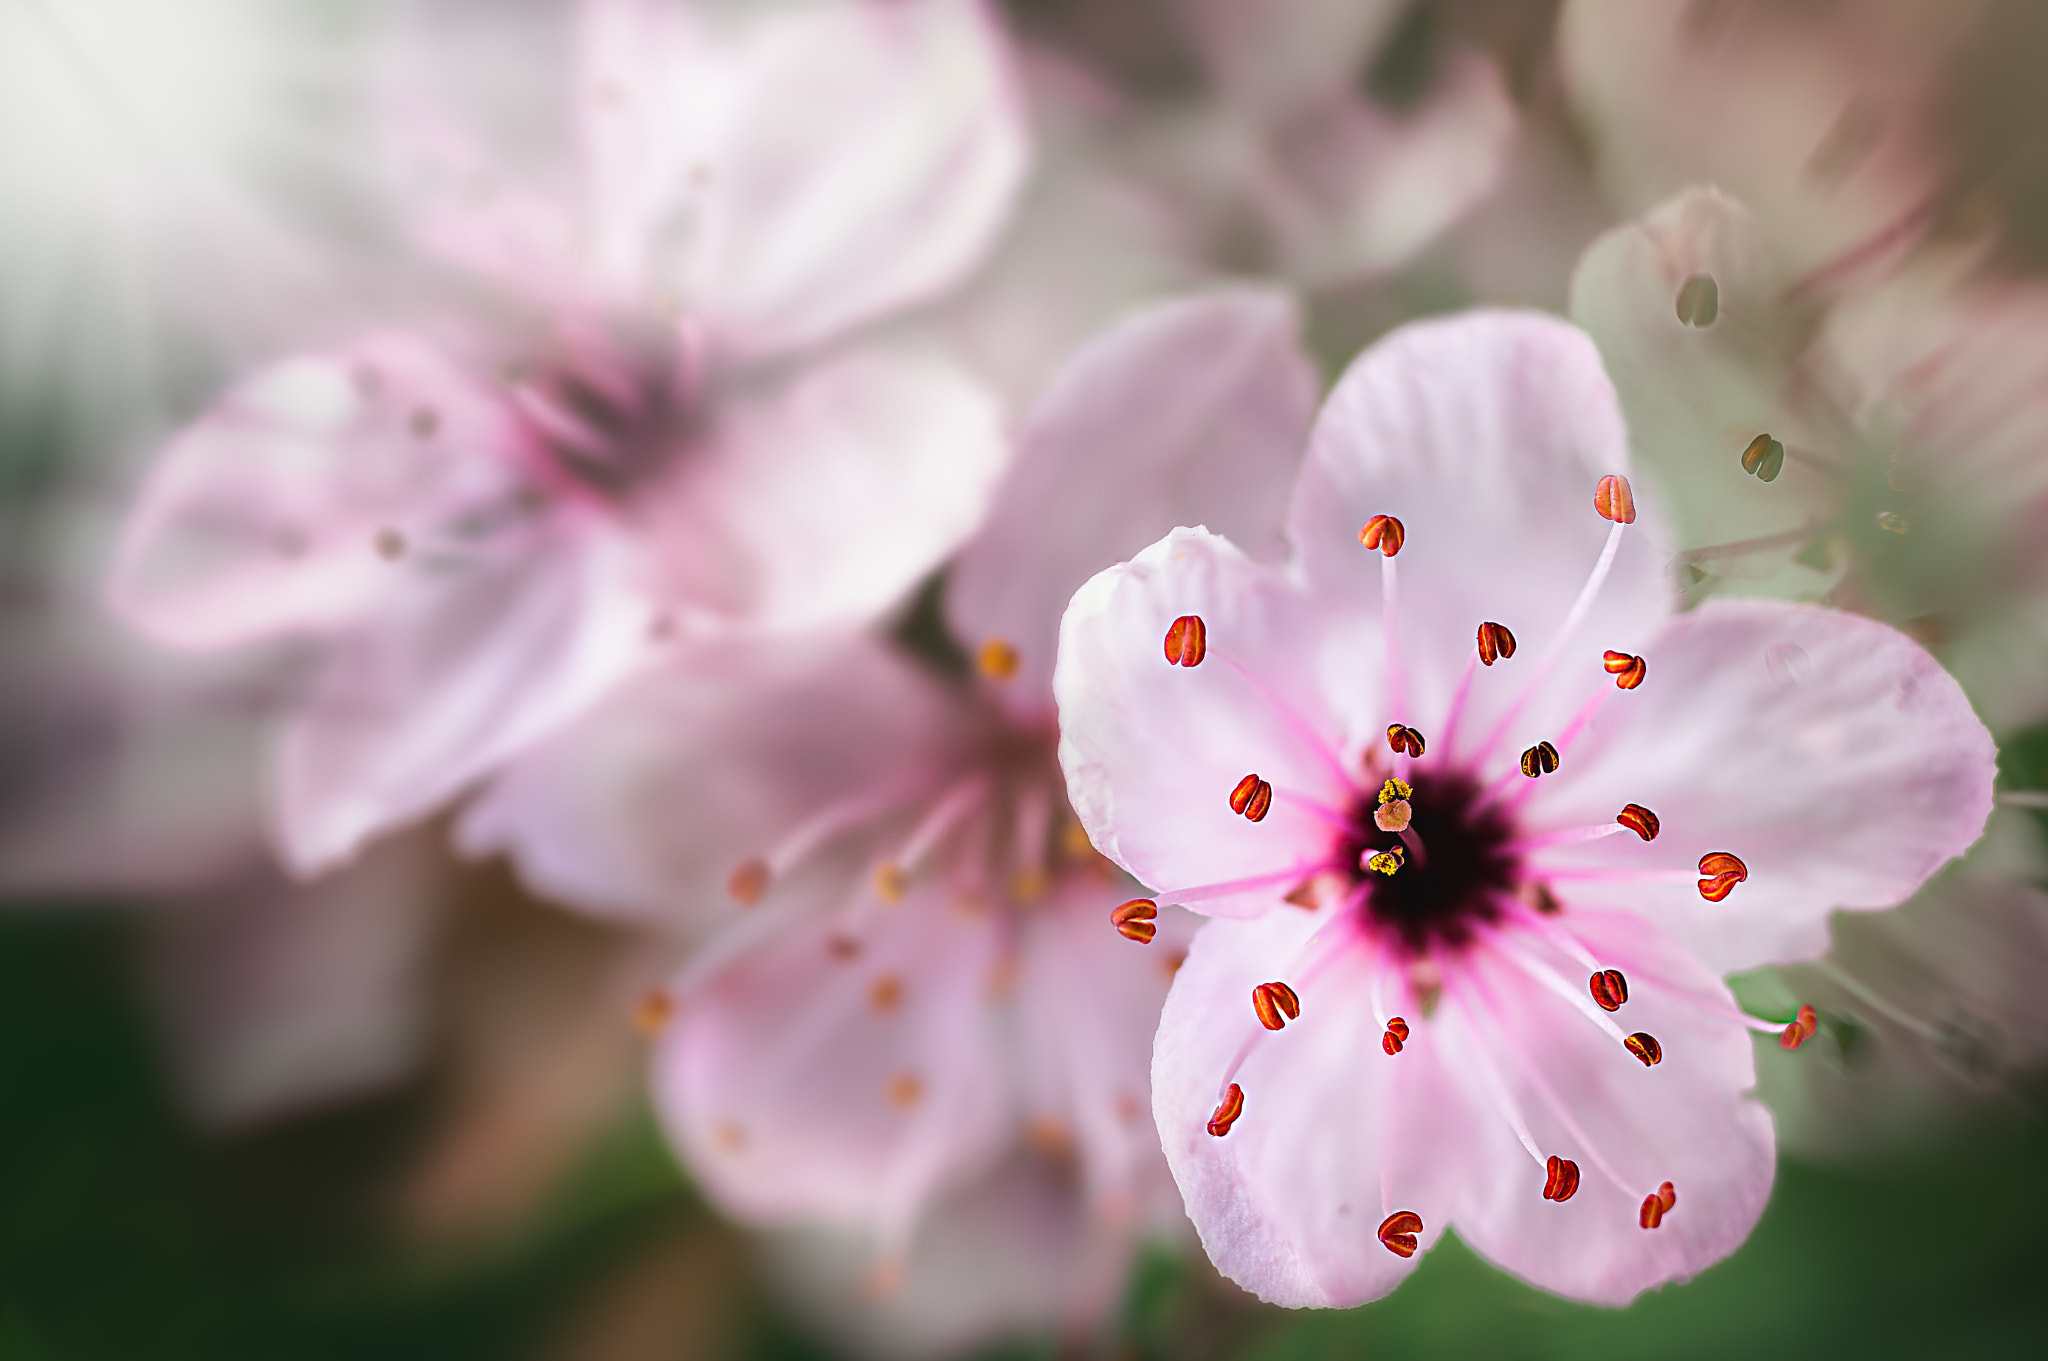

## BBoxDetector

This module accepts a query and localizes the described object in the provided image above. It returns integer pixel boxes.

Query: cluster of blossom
[9,0,2048,1355]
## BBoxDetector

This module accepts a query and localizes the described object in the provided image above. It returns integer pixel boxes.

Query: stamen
[1164,615,1208,667]
[1477,621,1517,666]
[1543,1154,1582,1202]
[1386,724,1426,757]
[1697,851,1749,902]
[635,988,675,1034]
[1616,804,1661,841]
[886,1072,924,1109]
[374,528,407,560]
[1251,981,1302,1031]
[1780,1003,1820,1050]
[868,975,904,1014]
[1603,650,1648,689]
[976,638,1020,681]
[1519,741,1560,778]
[1365,847,1405,876]
[1111,898,1159,944]
[1207,1082,1245,1136]
[1877,511,1910,534]
[1589,969,1629,1012]
[1594,474,1637,525]
[1378,778,1413,803]
[727,858,771,906]
[1378,1210,1424,1258]
[1358,515,1405,556]
[1675,272,1719,326]
[1623,1032,1664,1066]
[1383,1016,1410,1055]
[1639,1181,1678,1229]
[1229,774,1274,822]
[873,862,909,903]
[1741,434,1786,482]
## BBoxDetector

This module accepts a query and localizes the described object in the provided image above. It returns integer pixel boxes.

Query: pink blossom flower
[104,0,1026,875]
[1053,309,1994,1306]
[460,289,1320,1345]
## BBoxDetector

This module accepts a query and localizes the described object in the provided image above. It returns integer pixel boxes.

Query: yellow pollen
[1877,511,1911,535]
[977,638,1021,681]
[1378,778,1413,805]
[1367,849,1404,876]
[872,861,908,904]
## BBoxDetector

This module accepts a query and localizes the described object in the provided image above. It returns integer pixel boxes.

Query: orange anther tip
[1385,1017,1410,1042]
[1696,851,1748,902]
[1382,1030,1404,1055]
[1595,474,1638,525]
[1386,724,1426,758]
[635,989,675,1034]
[1639,1193,1666,1229]
[727,858,771,906]
[1477,621,1517,666]
[1624,1032,1664,1067]
[976,638,1020,681]
[1781,1003,1819,1048]
[1616,804,1660,841]
[1164,615,1207,667]
[1603,650,1648,689]
[1252,981,1302,1031]
[1519,741,1560,778]
[1377,1210,1424,1257]
[1589,968,1629,1012]
[1359,514,1406,556]
[1207,1083,1245,1137]
[1543,1154,1582,1202]
[1741,433,1786,483]
[1229,773,1273,822]
[1112,898,1159,944]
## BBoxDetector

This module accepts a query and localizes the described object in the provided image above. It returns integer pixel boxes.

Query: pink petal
[1055,528,1349,919]
[642,345,1007,636]
[1523,599,1994,974]
[460,637,962,928]
[654,875,1010,1238]
[579,0,1027,361]
[949,288,1317,716]
[1442,911,1774,1305]
[108,336,532,649]
[1285,309,1673,760]
[273,529,650,876]
[1151,905,1474,1306]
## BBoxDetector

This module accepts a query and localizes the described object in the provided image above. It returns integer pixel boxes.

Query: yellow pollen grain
[886,1072,924,1110]
[1367,849,1404,877]
[872,861,908,904]
[1378,778,1412,805]
[976,638,1021,681]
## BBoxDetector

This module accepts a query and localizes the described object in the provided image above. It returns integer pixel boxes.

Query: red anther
[1741,433,1787,482]
[1595,474,1638,525]
[1377,1210,1424,1258]
[1207,1083,1245,1137]
[1111,898,1158,944]
[1252,981,1302,1031]
[1519,741,1560,778]
[1640,1180,1678,1228]
[1624,1032,1664,1067]
[1543,1155,1582,1202]
[1616,804,1661,841]
[1589,969,1629,1012]
[1386,724,1426,758]
[1697,851,1749,902]
[1359,515,1405,557]
[728,858,771,906]
[1229,774,1273,822]
[1780,1003,1819,1049]
[1386,1016,1410,1043]
[1382,1029,1404,1055]
[1603,650,1648,690]
[1164,614,1207,667]
[1477,621,1517,666]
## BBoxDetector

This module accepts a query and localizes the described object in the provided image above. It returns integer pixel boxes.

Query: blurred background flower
[7,2,2048,1359]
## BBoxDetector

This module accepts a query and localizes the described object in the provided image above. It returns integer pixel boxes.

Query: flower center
[512,325,702,501]
[1339,769,1520,956]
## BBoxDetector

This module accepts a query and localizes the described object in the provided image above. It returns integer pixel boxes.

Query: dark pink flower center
[1339,768,1521,956]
